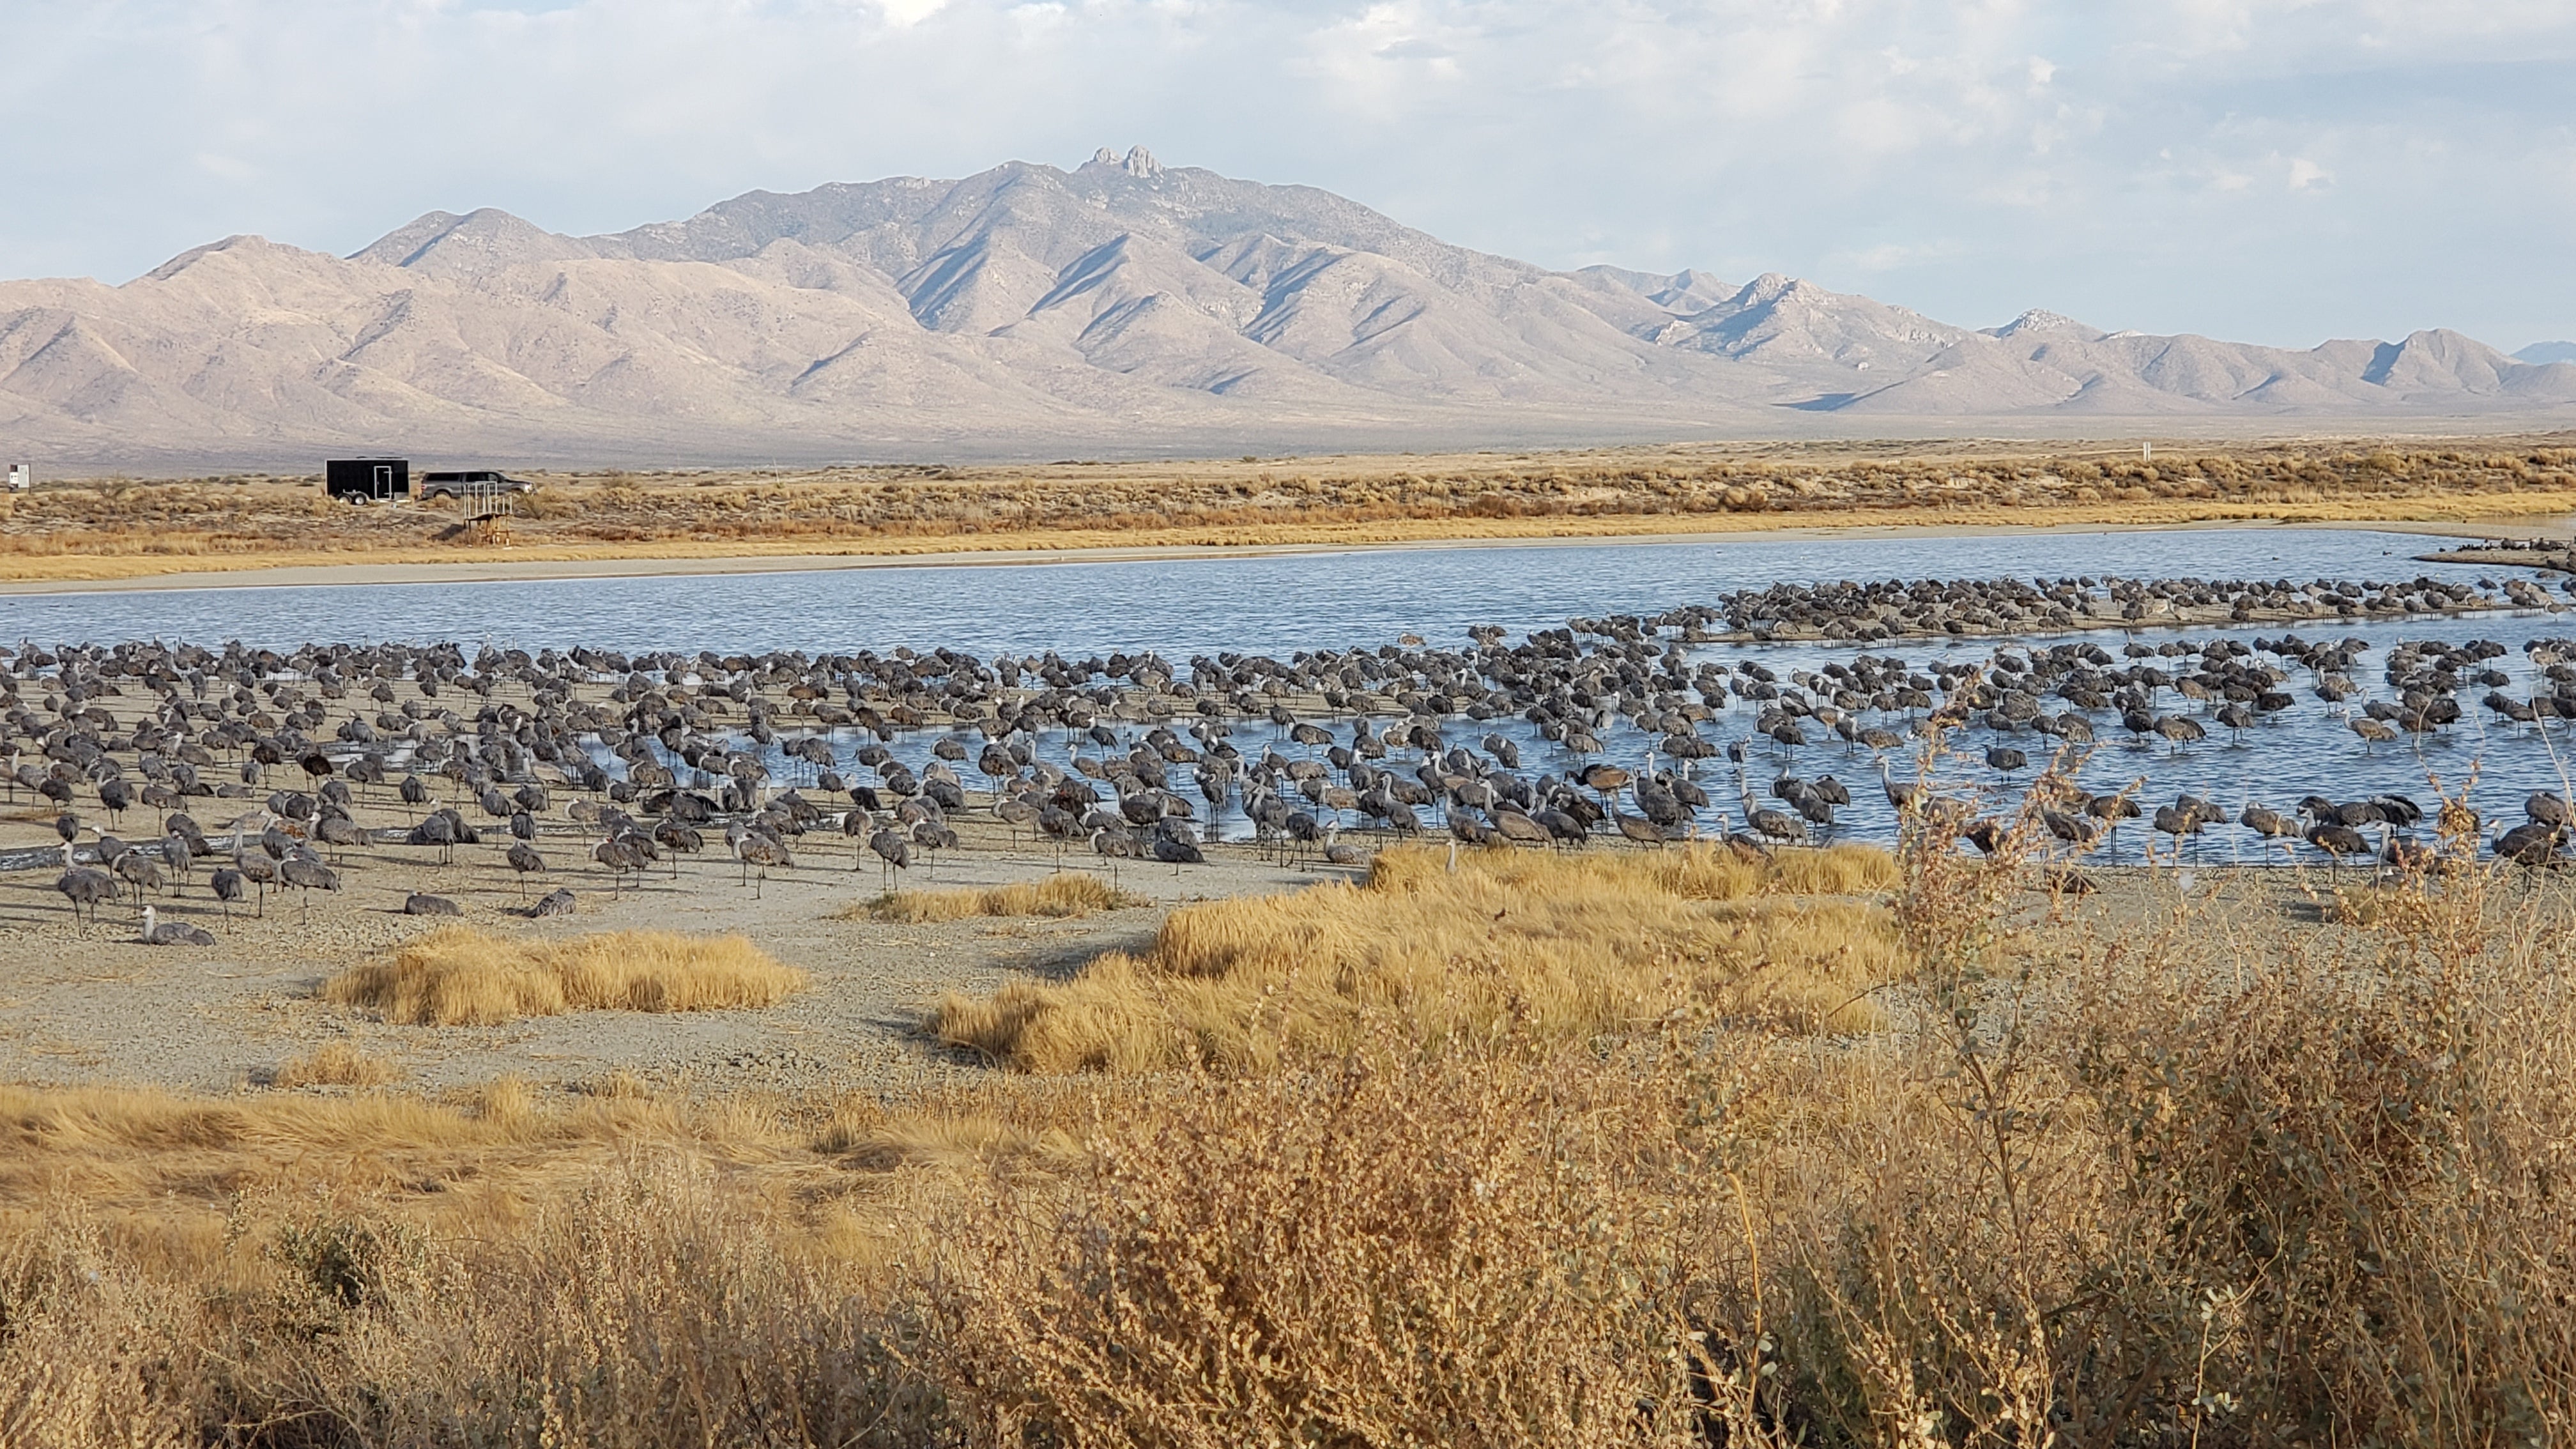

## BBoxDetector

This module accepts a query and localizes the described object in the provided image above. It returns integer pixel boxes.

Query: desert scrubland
[5,436,2575,583]
[7,786,2576,1445]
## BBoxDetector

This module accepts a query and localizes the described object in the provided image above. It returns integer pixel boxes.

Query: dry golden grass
[848,871,1145,923]
[322,928,806,1026]
[8,436,2574,581]
[930,842,1904,1073]
[270,1041,404,1089]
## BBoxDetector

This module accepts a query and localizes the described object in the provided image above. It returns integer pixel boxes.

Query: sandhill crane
[278,855,339,912]
[1087,826,1133,885]
[1152,827,1204,871]
[210,866,247,921]
[2382,836,2440,873]
[994,797,1038,843]
[1612,811,1665,847]
[1579,762,1632,815]
[868,827,912,888]
[137,905,215,946]
[732,831,793,899]
[113,850,165,905]
[233,851,278,915]
[2150,804,2199,861]
[1739,793,1807,847]
[404,893,463,917]
[2497,821,2566,867]
[2238,804,2296,860]
[2303,820,2370,871]
[161,832,195,889]
[592,835,645,896]
[652,818,702,878]
[1876,758,1919,813]
[505,842,546,896]
[2153,716,2206,754]
[408,811,458,864]
[2041,808,2096,850]
[910,818,956,879]
[314,813,364,862]
[55,868,114,928]
[1321,826,1364,868]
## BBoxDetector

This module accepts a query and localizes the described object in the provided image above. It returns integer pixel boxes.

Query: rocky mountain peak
[1085,146,1165,179]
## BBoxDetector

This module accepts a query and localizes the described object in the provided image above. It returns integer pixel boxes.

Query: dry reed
[322,928,806,1026]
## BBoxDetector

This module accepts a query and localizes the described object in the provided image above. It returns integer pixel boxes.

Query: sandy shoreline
[3,511,2568,597]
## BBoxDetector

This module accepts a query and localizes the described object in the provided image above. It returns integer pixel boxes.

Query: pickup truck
[417,470,535,500]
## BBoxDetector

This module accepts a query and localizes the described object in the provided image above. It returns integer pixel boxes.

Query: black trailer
[325,457,410,502]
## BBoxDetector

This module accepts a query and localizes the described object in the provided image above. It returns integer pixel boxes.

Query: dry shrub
[323,928,806,1025]
[928,843,1904,1073]
[854,871,1143,923]
[0,1229,190,1449]
[921,1044,1705,1448]
[270,1041,403,1089]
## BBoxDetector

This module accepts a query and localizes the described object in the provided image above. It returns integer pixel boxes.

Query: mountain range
[5,146,2574,470]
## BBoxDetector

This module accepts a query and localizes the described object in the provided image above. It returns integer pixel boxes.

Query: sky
[4,0,2572,351]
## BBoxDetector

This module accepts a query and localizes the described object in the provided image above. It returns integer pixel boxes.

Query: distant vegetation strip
[3,440,2572,581]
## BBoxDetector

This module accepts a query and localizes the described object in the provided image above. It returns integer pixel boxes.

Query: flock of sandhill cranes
[6,574,2573,941]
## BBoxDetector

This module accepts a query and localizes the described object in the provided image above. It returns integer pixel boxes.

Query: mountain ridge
[5,148,2573,469]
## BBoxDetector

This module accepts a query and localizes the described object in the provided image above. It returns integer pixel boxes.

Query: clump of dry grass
[323,928,805,1026]
[849,871,1144,923]
[930,842,1904,1073]
[270,1041,404,1089]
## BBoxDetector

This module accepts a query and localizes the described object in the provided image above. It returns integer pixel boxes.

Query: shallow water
[8,527,2573,862]
[0,526,2506,659]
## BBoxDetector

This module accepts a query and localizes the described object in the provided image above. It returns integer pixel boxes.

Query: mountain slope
[4,148,2572,468]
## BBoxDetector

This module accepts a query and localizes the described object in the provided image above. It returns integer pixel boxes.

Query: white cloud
[0,0,2569,348]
